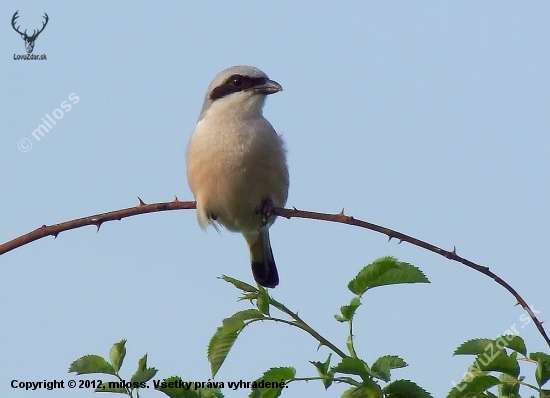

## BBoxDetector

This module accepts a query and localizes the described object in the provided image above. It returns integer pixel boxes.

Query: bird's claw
[258,198,274,226]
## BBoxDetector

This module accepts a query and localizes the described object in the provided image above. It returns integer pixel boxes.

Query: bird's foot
[257,198,274,226]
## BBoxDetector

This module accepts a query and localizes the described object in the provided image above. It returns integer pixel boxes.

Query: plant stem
[348,319,357,358]
[269,297,348,358]
[517,380,540,392]
[253,312,347,359]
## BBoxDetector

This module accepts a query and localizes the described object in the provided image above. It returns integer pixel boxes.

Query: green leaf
[447,366,490,397]
[348,257,429,296]
[230,309,265,324]
[311,353,331,374]
[530,352,550,387]
[310,353,333,389]
[155,376,202,398]
[208,326,239,377]
[371,355,407,382]
[332,357,372,381]
[256,288,270,315]
[240,292,259,302]
[474,350,520,377]
[220,275,258,293]
[467,375,501,393]
[338,297,362,322]
[342,379,383,398]
[348,257,399,295]
[248,367,295,398]
[69,355,116,376]
[383,379,433,398]
[95,382,128,394]
[497,373,520,397]
[131,368,158,385]
[454,339,495,356]
[454,338,519,378]
[449,390,490,398]
[109,339,126,373]
[137,353,147,371]
[156,377,224,398]
[498,335,526,356]
[208,310,264,377]
[128,354,158,386]
[456,336,526,357]
[446,375,500,397]
[196,386,224,398]
[223,309,264,334]
[221,316,246,334]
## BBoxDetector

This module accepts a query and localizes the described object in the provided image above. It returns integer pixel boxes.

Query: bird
[186,65,289,288]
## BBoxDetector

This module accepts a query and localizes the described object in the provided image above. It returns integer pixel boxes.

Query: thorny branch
[0,197,196,256]
[0,199,548,348]
[273,207,550,349]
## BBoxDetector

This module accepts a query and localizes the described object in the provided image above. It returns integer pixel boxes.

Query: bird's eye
[230,75,245,88]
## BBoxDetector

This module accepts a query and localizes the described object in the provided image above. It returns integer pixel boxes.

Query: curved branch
[0,200,547,348]
[273,207,550,348]
[0,198,196,256]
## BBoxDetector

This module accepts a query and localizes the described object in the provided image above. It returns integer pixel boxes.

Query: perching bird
[186,66,289,288]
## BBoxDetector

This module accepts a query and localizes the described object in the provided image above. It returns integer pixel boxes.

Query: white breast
[186,110,289,233]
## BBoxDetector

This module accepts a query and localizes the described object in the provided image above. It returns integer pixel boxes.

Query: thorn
[96,222,102,232]
[173,195,180,202]
[514,301,521,307]
[137,197,146,206]
[452,246,457,255]
[339,208,345,215]
[292,206,297,211]
[388,235,393,242]
[398,239,403,244]
[53,233,58,239]
[541,320,545,325]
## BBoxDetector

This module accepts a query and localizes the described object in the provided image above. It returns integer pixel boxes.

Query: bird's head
[198,65,282,121]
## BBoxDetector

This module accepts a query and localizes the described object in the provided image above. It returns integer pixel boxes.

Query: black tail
[245,228,280,288]
[251,245,279,288]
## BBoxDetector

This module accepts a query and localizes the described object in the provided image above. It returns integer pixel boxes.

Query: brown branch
[273,207,550,349]
[0,200,547,348]
[0,197,196,256]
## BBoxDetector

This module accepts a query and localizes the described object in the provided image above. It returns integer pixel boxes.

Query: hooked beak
[255,79,283,95]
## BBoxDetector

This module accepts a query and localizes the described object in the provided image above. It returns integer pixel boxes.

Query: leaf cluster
[210,256,431,397]
[68,256,549,398]
[69,339,158,396]
[448,337,550,398]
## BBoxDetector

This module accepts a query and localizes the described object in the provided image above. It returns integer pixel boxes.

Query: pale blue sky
[1,2,549,397]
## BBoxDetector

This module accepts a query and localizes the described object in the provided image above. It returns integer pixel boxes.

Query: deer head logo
[11,11,49,54]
